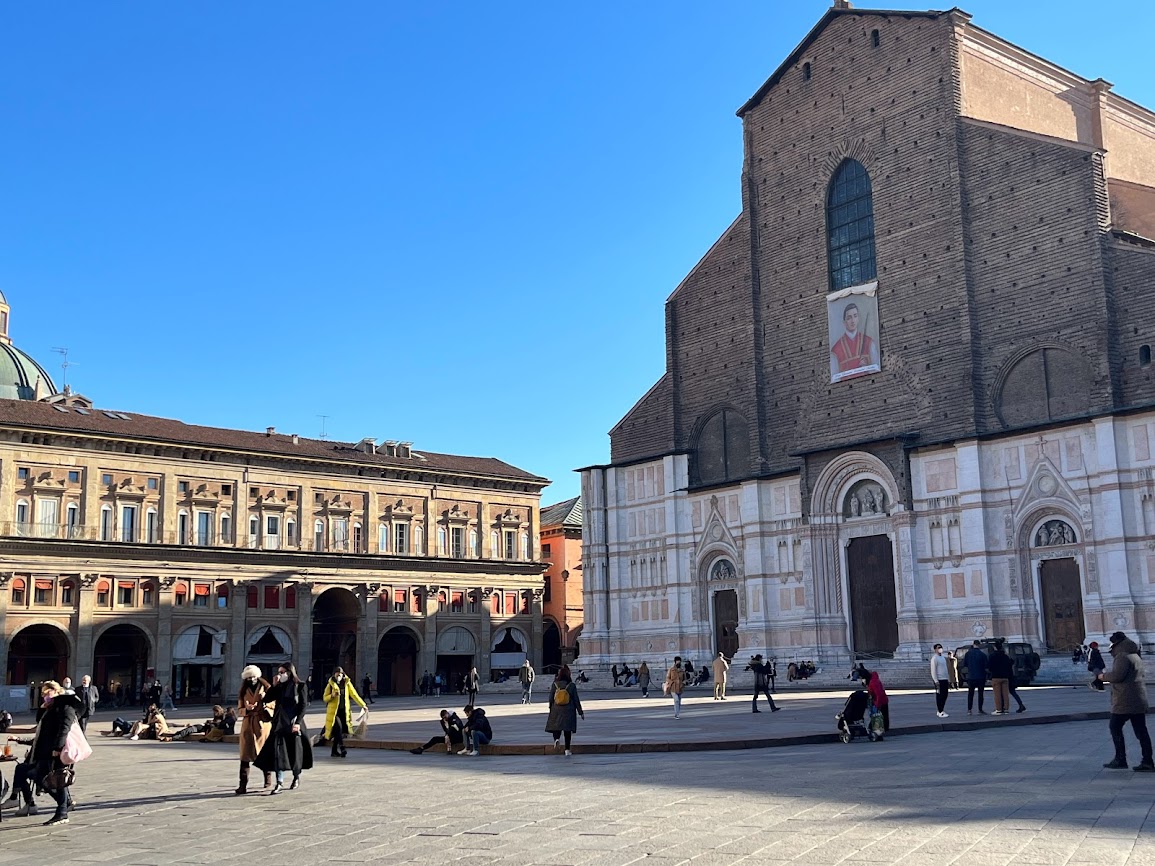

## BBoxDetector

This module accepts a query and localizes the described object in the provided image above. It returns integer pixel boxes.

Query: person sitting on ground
[409,710,465,755]
[459,705,493,756]
[128,704,168,741]
[200,705,233,742]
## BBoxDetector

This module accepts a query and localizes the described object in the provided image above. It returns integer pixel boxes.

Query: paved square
[2,712,1153,865]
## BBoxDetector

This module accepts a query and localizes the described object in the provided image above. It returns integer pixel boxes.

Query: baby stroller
[836,689,884,743]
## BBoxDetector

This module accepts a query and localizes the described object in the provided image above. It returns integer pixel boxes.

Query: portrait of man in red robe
[829,298,880,382]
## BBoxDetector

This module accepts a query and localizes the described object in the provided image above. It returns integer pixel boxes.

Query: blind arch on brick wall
[826,159,877,292]
[995,346,1092,428]
[693,409,750,486]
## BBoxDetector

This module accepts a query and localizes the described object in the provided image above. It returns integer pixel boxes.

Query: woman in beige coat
[236,664,272,794]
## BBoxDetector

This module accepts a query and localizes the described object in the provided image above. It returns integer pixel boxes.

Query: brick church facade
[580,4,1155,667]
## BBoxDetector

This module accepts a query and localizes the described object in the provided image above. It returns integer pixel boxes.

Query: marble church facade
[580,5,1155,667]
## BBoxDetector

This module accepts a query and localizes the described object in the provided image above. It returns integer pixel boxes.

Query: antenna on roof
[51,347,75,390]
[317,414,331,441]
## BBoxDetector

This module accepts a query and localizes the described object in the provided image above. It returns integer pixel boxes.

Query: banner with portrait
[827,281,880,383]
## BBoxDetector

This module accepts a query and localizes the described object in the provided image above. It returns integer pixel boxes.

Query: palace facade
[0,293,549,702]
[581,4,1155,667]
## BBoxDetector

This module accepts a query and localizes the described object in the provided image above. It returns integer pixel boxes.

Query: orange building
[539,496,582,669]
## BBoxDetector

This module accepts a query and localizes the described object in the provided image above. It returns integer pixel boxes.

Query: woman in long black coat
[254,662,313,794]
[15,680,81,825]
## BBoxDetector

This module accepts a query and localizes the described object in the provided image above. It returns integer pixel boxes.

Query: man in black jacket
[460,705,493,756]
[76,675,99,732]
[988,642,1015,714]
[745,655,780,714]
[962,641,989,715]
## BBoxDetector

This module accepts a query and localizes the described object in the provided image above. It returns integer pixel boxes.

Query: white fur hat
[241,664,262,681]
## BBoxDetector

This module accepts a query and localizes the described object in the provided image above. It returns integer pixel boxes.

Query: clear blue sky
[3,2,1151,504]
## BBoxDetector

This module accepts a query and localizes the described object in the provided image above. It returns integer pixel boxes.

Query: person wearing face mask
[930,643,951,718]
[322,667,367,759]
[235,665,272,795]
[14,681,81,826]
[254,663,312,794]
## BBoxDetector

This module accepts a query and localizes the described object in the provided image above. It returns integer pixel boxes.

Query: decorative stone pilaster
[361,583,380,686]
[530,588,544,670]
[422,585,439,675]
[74,573,99,678]
[296,581,315,687]
[479,589,493,681]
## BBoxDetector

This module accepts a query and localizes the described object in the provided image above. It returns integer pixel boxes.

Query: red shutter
[36,580,54,590]
[246,586,258,609]
[96,579,110,593]
[11,578,25,590]
[264,586,279,609]
[194,584,209,596]
[285,587,296,609]
[394,589,405,605]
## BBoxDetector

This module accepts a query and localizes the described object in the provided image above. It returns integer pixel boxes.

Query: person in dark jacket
[745,655,780,714]
[254,662,313,793]
[1096,631,1153,771]
[76,675,99,732]
[409,710,465,754]
[1088,641,1107,690]
[988,641,1015,714]
[545,665,584,756]
[14,681,80,826]
[460,705,493,756]
[962,641,989,715]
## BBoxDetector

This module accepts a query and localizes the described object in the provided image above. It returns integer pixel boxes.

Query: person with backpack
[545,666,584,756]
[518,660,536,705]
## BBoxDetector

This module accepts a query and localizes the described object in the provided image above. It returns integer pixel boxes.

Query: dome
[0,342,57,401]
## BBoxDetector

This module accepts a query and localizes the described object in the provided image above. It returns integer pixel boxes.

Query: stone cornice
[0,537,546,577]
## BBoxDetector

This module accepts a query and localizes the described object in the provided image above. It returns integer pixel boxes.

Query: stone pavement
[2,714,1154,865]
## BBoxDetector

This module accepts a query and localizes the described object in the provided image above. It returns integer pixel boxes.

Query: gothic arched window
[693,409,750,486]
[827,159,877,291]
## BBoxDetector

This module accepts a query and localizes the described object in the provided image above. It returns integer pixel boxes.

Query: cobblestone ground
[2,717,1154,865]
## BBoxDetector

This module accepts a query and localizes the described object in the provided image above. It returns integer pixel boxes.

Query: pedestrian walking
[859,665,889,732]
[465,667,480,707]
[638,662,651,697]
[1087,641,1107,686]
[322,667,367,759]
[235,665,272,795]
[988,641,1014,714]
[664,657,685,719]
[1007,674,1027,713]
[254,662,313,793]
[611,664,620,687]
[1096,631,1154,772]
[361,674,375,704]
[712,653,730,701]
[76,675,99,733]
[931,643,950,718]
[545,665,584,756]
[962,640,988,715]
[13,681,79,826]
[745,655,780,713]
[518,659,535,704]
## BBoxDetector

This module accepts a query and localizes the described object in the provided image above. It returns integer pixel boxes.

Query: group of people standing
[930,641,1027,718]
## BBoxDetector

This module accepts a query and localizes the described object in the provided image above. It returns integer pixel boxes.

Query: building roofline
[736,7,953,117]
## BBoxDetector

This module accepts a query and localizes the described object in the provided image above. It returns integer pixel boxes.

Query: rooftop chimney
[291,434,299,445]
[833,0,852,8]
[265,426,275,436]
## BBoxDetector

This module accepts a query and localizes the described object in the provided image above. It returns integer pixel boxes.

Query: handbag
[61,722,93,765]
[42,766,75,791]
[352,709,368,739]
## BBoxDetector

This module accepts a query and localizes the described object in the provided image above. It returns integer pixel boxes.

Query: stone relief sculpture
[843,480,888,518]
[711,560,735,581]
[1035,519,1076,547]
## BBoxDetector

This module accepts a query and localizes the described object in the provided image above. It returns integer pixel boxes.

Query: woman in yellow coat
[322,667,367,758]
